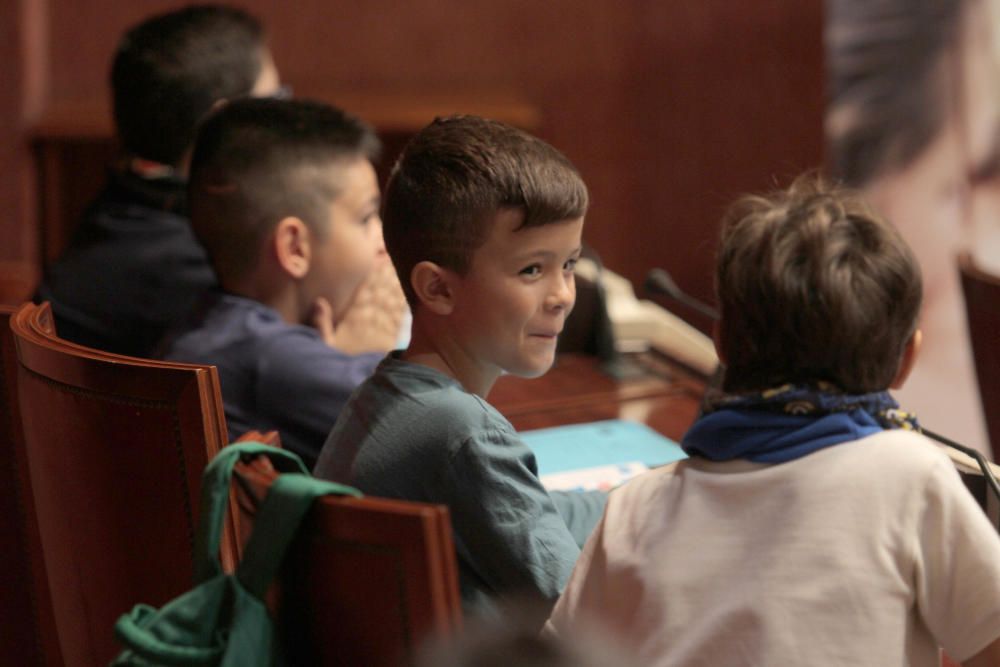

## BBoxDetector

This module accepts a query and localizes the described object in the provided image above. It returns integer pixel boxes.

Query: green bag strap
[113,602,223,665]
[236,473,361,599]
[194,442,310,583]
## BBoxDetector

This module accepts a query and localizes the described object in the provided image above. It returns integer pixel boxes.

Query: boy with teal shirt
[314,116,607,616]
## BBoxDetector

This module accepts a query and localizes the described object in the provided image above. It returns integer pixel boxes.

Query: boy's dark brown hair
[716,176,922,393]
[112,4,266,167]
[188,97,380,285]
[382,115,589,306]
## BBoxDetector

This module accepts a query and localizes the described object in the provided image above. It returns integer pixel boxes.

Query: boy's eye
[519,264,542,277]
[563,257,579,272]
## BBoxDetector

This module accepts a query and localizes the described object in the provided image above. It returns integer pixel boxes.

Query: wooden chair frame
[10,301,240,665]
[958,252,1000,461]
[233,456,463,666]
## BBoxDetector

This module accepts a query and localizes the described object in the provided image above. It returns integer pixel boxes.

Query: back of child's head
[716,176,922,394]
[382,115,589,306]
[187,97,380,286]
[112,4,266,167]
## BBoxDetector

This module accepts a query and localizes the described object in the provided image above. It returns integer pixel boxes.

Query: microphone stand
[644,268,719,321]
[921,427,1000,531]
[642,267,722,384]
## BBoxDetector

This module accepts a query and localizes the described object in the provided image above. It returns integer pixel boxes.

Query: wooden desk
[490,352,706,441]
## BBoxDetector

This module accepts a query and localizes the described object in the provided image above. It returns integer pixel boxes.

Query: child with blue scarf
[546,177,1000,666]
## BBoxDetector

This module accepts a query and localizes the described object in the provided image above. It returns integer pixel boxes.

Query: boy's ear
[890,329,922,390]
[272,216,312,280]
[410,260,456,315]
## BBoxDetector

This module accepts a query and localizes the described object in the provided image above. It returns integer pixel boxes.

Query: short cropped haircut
[716,176,922,393]
[188,98,380,284]
[826,0,967,186]
[112,4,265,166]
[382,115,589,306]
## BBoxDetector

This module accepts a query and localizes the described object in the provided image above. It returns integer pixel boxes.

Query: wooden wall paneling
[1,0,45,304]
[23,0,823,328]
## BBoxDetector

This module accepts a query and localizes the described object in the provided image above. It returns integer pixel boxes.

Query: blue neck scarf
[681,382,920,463]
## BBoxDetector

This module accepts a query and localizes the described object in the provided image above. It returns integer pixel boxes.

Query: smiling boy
[313,115,607,616]
[410,207,582,394]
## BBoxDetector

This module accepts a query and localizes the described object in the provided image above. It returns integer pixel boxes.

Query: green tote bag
[111,442,360,666]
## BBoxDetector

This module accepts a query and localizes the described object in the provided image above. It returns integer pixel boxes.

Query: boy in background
[164,98,393,469]
[37,5,281,357]
[314,116,607,616]
[546,178,1000,666]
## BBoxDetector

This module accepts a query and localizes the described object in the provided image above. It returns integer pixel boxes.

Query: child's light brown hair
[716,176,922,393]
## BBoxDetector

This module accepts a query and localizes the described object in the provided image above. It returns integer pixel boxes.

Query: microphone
[644,268,720,321]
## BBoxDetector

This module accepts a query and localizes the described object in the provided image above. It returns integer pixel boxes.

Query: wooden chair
[958,252,1000,461]
[10,301,242,666]
[0,305,60,666]
[233,455,463,666]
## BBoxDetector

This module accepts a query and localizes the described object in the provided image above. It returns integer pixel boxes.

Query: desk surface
[489,352,706,441]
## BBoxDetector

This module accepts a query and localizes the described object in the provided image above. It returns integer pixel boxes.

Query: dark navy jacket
[36,168,216,357]
[163,292,383,468]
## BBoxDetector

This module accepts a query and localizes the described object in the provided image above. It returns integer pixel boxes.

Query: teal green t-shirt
[313,353,607,615]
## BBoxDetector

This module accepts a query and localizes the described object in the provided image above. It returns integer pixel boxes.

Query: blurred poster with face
[826,0,1000,456]
[968,0,1000,274]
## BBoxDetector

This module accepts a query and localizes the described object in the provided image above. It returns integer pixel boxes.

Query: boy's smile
[445,209,584,394]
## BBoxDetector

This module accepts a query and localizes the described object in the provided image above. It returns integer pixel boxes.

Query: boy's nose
[546,273,575,312]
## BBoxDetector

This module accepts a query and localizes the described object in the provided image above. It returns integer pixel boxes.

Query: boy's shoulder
[837,428,954,476]
[369,358,513,431]
[610,429,954,503]
[363,355,519,441]
[165,292,325,362]
[323,357,525,480]
[77,171,192,249]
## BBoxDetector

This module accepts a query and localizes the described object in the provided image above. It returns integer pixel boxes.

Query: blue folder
[520,419,688,476]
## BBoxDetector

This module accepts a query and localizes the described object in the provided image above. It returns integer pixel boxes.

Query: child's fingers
[310,297,337,345]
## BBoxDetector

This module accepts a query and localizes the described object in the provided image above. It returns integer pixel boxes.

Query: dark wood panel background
[1,0,824,317]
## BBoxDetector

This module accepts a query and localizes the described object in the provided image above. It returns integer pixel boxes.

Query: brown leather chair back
[959,253,1000,461]
[233,457,463,666]
[10,301,238,666]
